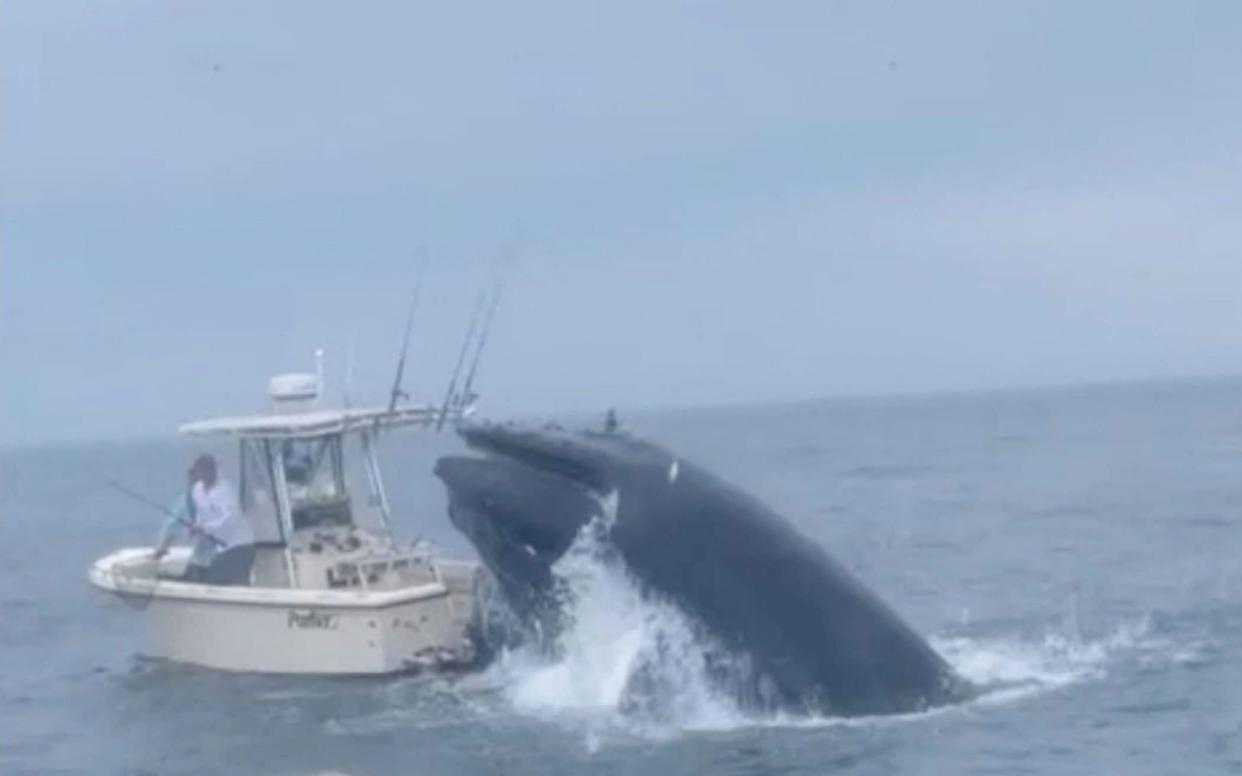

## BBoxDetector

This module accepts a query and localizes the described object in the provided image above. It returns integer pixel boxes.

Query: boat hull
[90,548,479,675]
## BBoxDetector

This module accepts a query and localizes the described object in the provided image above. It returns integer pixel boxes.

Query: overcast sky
[3,2,1242,444]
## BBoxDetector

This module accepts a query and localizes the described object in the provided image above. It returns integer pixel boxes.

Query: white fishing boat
[90,338,493,674]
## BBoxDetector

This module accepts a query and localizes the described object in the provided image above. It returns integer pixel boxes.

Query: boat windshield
[240,439,282,543]
[281,436,352,530]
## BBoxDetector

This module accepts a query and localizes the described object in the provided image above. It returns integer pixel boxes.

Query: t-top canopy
[179,403,473,439]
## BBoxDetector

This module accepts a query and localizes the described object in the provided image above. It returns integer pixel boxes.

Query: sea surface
[4,378,1242,775]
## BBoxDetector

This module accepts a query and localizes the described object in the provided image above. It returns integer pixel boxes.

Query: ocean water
[4,377,1242,774]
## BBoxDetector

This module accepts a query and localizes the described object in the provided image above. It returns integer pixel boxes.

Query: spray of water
[496,493,745,736]
[933,614,1156,706]
[480,497,1164,741]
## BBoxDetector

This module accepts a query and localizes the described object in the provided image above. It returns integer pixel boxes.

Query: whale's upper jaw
[456,421,678,491]
[456,422,614,492]
[434,452,602,565]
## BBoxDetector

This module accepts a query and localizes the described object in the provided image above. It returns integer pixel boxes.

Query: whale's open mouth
[435,422,673,562]
[434,423,630,620]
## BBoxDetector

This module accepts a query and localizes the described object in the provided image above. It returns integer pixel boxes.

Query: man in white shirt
[188,454,255,586]
[152,468,219,582]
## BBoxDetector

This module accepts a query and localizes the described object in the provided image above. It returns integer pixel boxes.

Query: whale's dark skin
[435,422,972,716]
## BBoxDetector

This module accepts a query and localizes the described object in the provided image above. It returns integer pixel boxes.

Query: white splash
[485,500,1162,741]
[932,615,1156,706]
[497,498,742,737]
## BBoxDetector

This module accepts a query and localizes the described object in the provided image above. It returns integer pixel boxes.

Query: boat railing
[325,549,439,593]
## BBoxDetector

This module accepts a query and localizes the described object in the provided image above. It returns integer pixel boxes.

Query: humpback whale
[435,422,971,716]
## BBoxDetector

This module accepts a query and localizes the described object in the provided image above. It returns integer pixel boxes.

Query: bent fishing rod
[105,480,226,547]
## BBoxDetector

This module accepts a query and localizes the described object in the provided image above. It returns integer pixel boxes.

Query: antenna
[435,290,487,431]
[459,283,501,412]
[386,254,428,417]
[314,349,325,407]
[343,339,354,410]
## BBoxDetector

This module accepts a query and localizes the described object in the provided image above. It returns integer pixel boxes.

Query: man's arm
[152,493,192,559]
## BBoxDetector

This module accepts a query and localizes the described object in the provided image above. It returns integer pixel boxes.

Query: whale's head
[434,422,673,619]
[434,451,596,602]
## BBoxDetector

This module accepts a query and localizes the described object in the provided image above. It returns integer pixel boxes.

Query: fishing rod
[435,290,488,431]
[458,283,502,412]
[386,254,429,417]
[105,480,226,547]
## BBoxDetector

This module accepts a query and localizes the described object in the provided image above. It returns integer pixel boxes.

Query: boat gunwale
[89,548,459,610]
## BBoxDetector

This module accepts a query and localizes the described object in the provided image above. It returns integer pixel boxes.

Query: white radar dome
[268,372,320,411]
